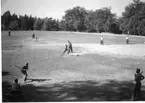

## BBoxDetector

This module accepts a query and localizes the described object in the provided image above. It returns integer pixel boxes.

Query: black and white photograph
[1,0,145,102]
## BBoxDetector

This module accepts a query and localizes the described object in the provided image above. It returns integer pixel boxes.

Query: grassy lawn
[2,31,145,101]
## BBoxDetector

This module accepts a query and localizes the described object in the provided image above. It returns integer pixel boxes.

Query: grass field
[2,31,145,101]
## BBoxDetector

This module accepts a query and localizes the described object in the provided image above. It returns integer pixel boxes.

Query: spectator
[133,68,144,100]
[11,79,22,94]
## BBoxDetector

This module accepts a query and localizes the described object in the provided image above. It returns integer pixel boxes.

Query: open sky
[1,0,144,20]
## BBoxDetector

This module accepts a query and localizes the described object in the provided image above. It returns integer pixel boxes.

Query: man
[61,44,69,55]
[21,63,28,81]
[32,32,35,39]
[100,36,104,45]
[36,36,38,42]
[8,30,11,36]
[68,40,73,53]
[126,35,129,44]
[11,79,21,94]
[133,68,144,100]
[11,79,23,101]
[15,63,28,81]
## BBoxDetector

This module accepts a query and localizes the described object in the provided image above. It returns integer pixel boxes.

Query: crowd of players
[6,31,144,101]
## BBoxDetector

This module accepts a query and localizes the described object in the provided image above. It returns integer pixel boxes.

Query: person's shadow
[25,78,51,83]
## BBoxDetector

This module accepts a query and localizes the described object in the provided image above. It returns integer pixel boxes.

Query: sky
[1,0,145,20]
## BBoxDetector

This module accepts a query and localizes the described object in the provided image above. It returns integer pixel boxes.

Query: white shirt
[126,36,129,40]
[101,37,103,40]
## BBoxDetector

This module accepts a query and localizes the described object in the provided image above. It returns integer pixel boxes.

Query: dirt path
[28,42,145,58]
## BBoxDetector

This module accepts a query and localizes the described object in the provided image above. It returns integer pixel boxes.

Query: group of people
[100,35,129,45]
[12,66,144,101]
[32,32,39,42]
[8,31,143,101]
[8,31,130,45]
[9,62,29,101]
[62,40,73,55]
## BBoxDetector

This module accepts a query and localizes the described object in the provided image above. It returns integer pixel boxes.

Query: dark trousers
[9,32,11,36]
[100,40,104,45]
[126,39,129,44]
[62,49,69,55]
[69,46,73,53]
[21,70,28,81]
[133,82,141,100]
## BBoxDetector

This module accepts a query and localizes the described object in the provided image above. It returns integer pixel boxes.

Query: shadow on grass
[2,80,145,102]
[2,71,10,76]
[26,78,51,83]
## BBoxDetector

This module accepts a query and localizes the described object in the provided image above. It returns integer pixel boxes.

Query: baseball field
[2,31,145,101]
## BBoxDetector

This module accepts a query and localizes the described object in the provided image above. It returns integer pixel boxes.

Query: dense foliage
[1,0,145,36]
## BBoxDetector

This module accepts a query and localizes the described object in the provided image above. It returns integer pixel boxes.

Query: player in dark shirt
[8,30,11,36]
[68,40,73,53]
[133,68,144,100]
[21,63,29,81]
[62,44,70,55]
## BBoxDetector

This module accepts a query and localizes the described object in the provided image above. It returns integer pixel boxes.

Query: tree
[33,18,43,30]
[85,7,116,33]
[42,17,59,31]
[63,6,87,31]
[9,20,19,30]
[11,14,18,21]
[19,15,29,30]
[85,10,97,32]
[59,20,66,31]
[2,10,11,30]
[121,0,145,35]
[27,15,35,30]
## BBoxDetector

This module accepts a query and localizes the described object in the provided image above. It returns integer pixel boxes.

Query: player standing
[133,68,144,100]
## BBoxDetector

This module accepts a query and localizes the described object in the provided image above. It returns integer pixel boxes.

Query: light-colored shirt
[101,37,103,40]
[126,36,129,40]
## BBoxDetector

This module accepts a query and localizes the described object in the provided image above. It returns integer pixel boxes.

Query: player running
[15,62,29,81]
[61,44,69,55]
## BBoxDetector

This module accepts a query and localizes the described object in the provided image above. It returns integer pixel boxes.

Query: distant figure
[133,68,144,100]
[128,31,130,35]
[100,36,104,45]
[21,63,29,81]
[32,33,35,39]
[36,36,38,42]
[11,79,23,101]
[8,30,11,36]
[126,35,129,44]
[68,40,73,53]
[11,79,22,94]
[61,44,69,55]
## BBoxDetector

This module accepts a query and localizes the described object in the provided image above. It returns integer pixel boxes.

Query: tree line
[1,0,145,36]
